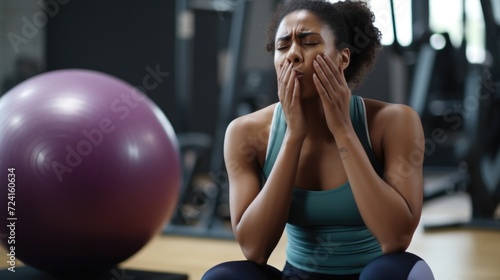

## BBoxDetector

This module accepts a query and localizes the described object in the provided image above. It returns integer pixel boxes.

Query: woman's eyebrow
[276,32,321,42]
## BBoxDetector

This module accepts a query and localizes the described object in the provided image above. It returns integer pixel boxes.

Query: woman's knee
[360,252,434,280]
[202,260,282,280]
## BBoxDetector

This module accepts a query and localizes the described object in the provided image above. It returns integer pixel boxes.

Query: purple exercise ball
[0,69,181,275]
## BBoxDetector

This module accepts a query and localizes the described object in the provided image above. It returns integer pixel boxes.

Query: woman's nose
[286,44,303,64]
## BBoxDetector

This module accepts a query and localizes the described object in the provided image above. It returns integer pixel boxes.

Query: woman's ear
[340,48,350,70]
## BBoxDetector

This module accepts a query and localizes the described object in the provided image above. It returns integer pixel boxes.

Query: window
[465,0,485,63]
[327,0,412,46]
[491,0,500,25]
[429,0,463,47]
[429,0,485,63]
[369,0,412,46]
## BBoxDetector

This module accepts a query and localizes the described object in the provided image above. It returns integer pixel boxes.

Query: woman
[203,0,434,279]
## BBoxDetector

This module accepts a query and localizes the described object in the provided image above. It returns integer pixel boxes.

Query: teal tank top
[262,95,384,275]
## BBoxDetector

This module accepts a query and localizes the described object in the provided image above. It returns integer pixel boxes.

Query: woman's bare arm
[334,104,424,253]
[313,53,424,253]
[225,115,304,265]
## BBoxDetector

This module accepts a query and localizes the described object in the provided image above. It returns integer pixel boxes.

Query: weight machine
[391,0,500,230]
[165,0,250,239]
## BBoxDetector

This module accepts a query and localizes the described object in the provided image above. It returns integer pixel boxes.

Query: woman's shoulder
[362,97,423,149]
[226,102,278,136]
[362,97,420,124]
[224,103,278,166]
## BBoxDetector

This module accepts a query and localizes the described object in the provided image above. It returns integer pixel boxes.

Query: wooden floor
[1,193,500,279]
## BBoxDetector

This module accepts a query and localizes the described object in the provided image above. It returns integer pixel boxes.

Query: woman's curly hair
[266,0,382,89]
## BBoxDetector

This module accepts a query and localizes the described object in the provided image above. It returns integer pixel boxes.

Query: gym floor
[1,193,499,280]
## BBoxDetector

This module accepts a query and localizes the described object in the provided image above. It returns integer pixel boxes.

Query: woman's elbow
[234,225,274,265]
[380,234,412,254]
[241,246,269,265]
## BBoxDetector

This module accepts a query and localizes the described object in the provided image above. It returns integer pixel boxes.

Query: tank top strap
[262,103,286,179]
[350,95,384,176]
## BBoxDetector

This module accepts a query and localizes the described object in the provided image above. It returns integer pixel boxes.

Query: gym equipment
[395,0,500,229]
[424,0,500,230]
[407,30,470,201]
[0,70,183,276]
[165,0,251,239]
[383,0,470,200]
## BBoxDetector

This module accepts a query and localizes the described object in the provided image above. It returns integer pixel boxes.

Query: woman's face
[274,10,348,99]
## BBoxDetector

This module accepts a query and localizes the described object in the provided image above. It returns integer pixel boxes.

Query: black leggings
[201,252,434,280]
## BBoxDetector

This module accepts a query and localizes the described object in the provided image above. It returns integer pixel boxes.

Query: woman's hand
[278,60,307,141]
[313,54,352,136]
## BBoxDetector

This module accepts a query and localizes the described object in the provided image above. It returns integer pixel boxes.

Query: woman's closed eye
[303,42,319,46]
[276,42,318,51]
[276,45,289,51]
